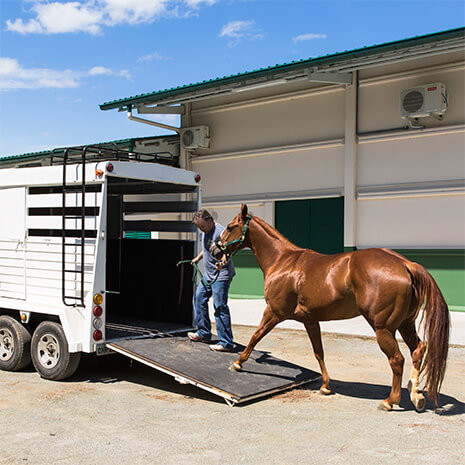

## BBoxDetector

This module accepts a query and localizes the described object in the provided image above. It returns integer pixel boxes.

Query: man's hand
[215,258,229,271]
[191,251,203,266]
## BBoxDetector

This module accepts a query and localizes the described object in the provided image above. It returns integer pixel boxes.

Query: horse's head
[210,204,252,260]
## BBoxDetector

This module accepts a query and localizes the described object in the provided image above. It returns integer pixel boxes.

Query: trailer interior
[105,176,198,340]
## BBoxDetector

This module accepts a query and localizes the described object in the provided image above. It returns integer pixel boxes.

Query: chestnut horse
[210,205,450,411]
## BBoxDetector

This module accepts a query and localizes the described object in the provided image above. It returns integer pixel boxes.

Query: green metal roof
[100,27,465,111]
[0,134,178,166]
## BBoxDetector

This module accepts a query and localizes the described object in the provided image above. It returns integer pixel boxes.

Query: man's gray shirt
[202,223,236,282]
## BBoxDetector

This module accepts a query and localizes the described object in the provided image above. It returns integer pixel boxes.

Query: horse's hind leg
[375,328,405,411]
[399,321,426,412]
[229,305,279,371]
[304,321,331,395]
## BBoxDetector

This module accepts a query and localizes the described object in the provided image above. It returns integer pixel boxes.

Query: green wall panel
[225,199,464,310]
[229,248,465,309]
[229,250,264,299]
[395,249,465,311]
[275,197,344,254]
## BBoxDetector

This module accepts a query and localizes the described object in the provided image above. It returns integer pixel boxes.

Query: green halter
[215,214,252,259]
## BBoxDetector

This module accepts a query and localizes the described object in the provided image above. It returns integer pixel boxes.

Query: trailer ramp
[107,334,320,406]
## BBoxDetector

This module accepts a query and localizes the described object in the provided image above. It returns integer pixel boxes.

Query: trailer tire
[0,315,32,371]
[31,321,81,381]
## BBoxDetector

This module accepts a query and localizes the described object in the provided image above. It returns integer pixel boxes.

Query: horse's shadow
[323,378,464,415]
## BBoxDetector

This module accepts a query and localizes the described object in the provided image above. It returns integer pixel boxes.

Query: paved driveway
[1,326,463,465]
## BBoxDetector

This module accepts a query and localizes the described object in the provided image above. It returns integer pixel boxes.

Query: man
[188,209,236,352]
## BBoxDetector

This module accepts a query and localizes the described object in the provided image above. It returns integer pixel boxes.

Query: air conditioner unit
[400,82,448,120]
[180,126,210,150]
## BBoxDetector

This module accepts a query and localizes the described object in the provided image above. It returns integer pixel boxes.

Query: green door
[275,197,344,254]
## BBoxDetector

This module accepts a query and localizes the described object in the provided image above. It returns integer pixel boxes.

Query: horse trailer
[0,146,318,405]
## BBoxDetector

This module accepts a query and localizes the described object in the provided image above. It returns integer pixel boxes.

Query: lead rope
[176,260,221,288]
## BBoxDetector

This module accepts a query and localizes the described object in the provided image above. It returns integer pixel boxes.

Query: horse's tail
[408,262,450,406]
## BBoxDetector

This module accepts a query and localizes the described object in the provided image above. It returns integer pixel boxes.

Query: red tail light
[93,330,103,341]
[93,306,103,317]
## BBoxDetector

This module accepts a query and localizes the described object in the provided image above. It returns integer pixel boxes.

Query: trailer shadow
[70,353,227,404]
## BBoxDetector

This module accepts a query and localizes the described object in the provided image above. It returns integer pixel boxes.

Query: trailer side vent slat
[28,229,98,238]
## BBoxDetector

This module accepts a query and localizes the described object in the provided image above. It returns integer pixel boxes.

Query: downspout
[127,106,181,134]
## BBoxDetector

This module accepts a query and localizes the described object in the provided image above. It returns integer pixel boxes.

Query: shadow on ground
[319,378,464,415]
[62,353,463,414]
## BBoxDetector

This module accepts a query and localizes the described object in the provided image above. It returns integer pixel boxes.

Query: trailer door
[0,188,26,300]
[107,334,320,406]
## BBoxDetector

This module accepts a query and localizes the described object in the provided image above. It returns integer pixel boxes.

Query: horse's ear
[241,204,248,220]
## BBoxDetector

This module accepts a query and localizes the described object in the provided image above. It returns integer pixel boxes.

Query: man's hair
[193,209,213,222]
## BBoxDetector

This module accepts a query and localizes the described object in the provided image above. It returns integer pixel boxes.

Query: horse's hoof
[412,396,426,412]
[229,362,242,372]
[319,387,332,396]
[408,380,425,412]
[378,401,393,411]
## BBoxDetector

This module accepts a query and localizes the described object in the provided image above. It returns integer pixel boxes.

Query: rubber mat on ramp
[107,334,320,405]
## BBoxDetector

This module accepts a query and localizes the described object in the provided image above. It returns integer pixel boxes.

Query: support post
[344,70,358,251]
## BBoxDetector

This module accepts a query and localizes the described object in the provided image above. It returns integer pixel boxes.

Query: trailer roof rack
[0,141,178,169]
[50,143,176,167]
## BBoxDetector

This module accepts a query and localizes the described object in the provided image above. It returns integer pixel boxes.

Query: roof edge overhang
[99,27,465,111]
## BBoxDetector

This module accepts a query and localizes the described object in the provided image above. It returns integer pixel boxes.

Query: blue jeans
[194,280,234,350]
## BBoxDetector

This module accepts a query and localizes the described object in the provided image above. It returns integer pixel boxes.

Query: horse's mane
[252,216,302,250]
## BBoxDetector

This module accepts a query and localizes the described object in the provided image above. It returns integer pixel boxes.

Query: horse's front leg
[230,305,279,371]
[304,321,332,395]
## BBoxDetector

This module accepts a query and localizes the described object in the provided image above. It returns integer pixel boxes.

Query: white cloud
[137,51,170,62]
[0,58,79,90]
[219,20,254,39]
[219,20,263,47]
[7,1,104,35]
[88,66,131,79]
[0,58,130,91]
[6,0,218,35]
[293,33,327,43]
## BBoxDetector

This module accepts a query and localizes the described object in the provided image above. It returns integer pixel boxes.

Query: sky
[1,0,464,157]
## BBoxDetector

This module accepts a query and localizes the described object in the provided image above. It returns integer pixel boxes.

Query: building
[100,28,465,322]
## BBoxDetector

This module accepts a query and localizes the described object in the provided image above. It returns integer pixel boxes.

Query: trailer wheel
[31,321,81,381]
[0,315,32,371]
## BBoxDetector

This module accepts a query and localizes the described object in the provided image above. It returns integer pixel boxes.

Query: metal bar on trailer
[80,147,87,307]
[28,229,98,238]
[28,207,100,216]
[123,201,198,213]
[123,220,197,233]
[62,148,69,306]
[29,185,102,194]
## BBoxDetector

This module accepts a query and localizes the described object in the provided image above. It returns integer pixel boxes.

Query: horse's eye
[227,225,234,232]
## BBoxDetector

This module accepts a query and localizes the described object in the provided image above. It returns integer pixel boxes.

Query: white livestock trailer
[0,146,200,377]
[0,146,318,405]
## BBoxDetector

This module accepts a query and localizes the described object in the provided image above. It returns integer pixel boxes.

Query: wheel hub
[0,327,14,361]
[37,334,60,369]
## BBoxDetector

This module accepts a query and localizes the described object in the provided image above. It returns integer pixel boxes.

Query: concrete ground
[1,325,464,465]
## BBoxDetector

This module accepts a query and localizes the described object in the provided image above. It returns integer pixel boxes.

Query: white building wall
[357,194,465,248]
[192,86,345,154]
[188,58,464,250]
[193,146,344,200]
